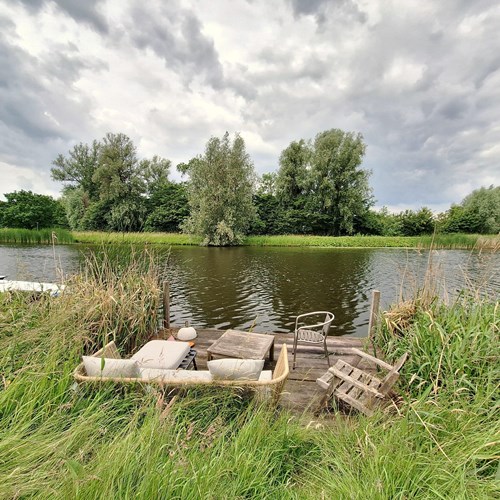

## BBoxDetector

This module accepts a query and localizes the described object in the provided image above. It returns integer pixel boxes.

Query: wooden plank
[350,348,393,371]
[368,289,380,339]
[327,366,385,398]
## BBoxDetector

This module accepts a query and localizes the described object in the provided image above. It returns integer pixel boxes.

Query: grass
[71,231,499,249]
[0,249,498,498]
[0,227,74,244]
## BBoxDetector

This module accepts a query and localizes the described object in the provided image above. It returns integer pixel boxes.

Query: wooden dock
[162,328,376,414]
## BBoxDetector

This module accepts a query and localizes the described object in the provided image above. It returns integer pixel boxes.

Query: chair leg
[293,334,298,369]
[324,339,330,367]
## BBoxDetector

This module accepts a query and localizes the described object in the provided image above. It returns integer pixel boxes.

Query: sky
[0,0,499,213]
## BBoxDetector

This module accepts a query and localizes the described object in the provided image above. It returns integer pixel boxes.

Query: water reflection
[0,244,497,337]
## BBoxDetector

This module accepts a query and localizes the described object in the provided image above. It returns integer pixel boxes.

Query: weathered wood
[350,347,393,371]
[316,348,408,416]
[156,327,377,414]
[207,329,275,361]
[162,281,170,329]
[368,289,380,339]
[328,366,385,398]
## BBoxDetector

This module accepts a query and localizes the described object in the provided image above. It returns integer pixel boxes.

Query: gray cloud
[0,0,499,211]
[126,1,224,90]
[17,0,108,34]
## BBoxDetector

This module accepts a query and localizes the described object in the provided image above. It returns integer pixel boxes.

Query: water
[0,244,497,336]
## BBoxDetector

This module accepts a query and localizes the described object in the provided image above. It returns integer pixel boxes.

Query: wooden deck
[161,328,376,413]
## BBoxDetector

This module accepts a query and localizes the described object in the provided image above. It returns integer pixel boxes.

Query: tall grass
[73,231,202,246]
[0,249,498,498]
[71,231,499,249]
[0,227,74,244]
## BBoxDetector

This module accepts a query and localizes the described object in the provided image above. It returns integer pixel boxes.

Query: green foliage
[310,129,372,235]
[182,132,256,245]
[0,228,74,244]
[0,190,68,229]
[440,186,499,234]
[144,183,189,232]
[276,139,310,204]
[398,207,435,236]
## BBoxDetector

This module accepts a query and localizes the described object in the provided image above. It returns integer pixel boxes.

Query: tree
[275,139,310,205]
[0,190,67,229]
[182,132,256,245]
[51,141,101,200]
[398,207,435,236]
[256,172,277,196]
[144,183,190,232]
[309,129,372,235]
[92,133,145,203]
[440,185,499,234]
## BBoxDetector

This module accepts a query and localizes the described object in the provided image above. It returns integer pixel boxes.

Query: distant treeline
[0,130,498,244]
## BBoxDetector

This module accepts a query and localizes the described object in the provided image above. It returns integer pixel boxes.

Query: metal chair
[292,311,334,369]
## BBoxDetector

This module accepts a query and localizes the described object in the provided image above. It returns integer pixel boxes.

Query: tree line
[0,130,498,244]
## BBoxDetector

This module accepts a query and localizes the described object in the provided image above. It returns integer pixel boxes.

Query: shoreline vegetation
[0,228,499,249]
[0,250,498,497]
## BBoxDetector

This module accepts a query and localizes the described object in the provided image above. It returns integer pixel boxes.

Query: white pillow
[130,340,191,370]
[83,356,139,378]
[207,359,264,381]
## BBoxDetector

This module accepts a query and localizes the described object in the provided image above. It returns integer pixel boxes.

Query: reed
[0,227,74,244]
[72,231,499,249]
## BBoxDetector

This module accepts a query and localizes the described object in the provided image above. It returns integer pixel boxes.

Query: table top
[207,329,274,360]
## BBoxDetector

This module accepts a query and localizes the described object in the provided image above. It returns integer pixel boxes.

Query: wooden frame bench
[74,341,289,404]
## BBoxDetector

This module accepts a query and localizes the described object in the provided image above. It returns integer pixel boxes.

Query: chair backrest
[379,352,409,394]
[322,312,334,336]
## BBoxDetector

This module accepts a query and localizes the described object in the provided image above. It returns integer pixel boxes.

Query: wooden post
[163,281,170,330]
[368,289,380,340]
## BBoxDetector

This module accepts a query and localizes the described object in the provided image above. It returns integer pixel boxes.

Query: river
[0,244,497,336]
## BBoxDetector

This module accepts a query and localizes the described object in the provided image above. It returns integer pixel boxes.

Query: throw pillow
[207,359,264,381]
[83,356,139,378]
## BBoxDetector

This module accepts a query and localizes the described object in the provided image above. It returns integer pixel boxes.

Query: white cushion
[83,356,139,378]
[258,370,272,382]
[131,340,190,370]
[139,368,212,382]
[207,359,264,381]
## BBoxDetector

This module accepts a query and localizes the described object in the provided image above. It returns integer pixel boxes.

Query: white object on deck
[0,280,66,296]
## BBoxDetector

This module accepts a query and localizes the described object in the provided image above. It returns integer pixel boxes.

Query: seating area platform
[162,328,377,414]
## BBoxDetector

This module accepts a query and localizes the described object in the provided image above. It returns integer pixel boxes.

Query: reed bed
[71,231,499,250]
[73,231,202,246]
[0,249,498,498]
[0,227,74,244]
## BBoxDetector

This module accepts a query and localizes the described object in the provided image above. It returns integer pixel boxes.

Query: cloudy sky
[0,0,499,212]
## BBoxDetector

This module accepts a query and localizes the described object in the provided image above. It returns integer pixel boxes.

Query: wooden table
[206,329,275,362]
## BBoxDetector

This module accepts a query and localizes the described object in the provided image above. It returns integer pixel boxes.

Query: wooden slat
[350,348,393,370]
[328,366,385,398]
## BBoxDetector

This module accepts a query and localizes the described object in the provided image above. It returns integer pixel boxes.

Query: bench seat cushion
[83,357,139,378]
[131,340,191,370]
[139,368,212,382]
[207,359,265,381]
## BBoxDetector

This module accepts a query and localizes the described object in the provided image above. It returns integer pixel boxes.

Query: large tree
[181,132,256,245]
[309,129,372,235]
[275,139,310,205]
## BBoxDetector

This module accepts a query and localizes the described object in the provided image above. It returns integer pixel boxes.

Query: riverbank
[74,231,499,249]
[0,254,498,497]
[0,229,498,249]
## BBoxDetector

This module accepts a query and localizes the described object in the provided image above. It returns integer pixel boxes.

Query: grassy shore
[0,251,498,497]
[0,227,74,244]
[71,231,499,249]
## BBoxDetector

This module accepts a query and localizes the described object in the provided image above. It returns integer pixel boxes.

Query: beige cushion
[131,340,190,370]
[207,359,264,381]
[258,370,272,382]
[83,356,139,378]
[139,368,212,382]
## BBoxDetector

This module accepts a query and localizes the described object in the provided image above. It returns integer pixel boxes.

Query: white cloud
[0,0,498,211]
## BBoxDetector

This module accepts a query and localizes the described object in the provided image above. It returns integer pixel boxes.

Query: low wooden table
[207,329,275,362]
